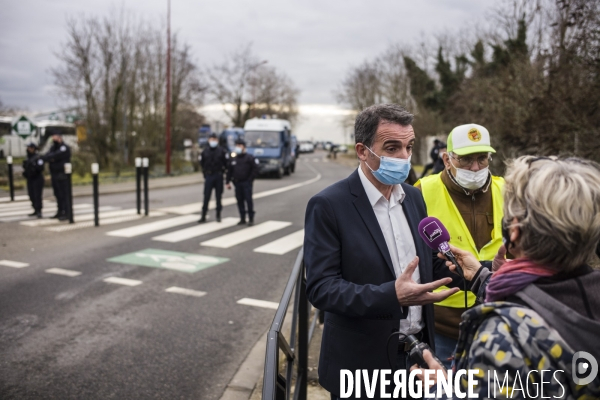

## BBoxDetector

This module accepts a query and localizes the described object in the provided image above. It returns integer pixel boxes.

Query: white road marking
[201,221,292,248]
[237,298,279,310]
[45,268,82,277]
[0,201,56,211]
[0,260,29,268]
[106,214,197,237]
[21,208,138,227]
[158,198,237,215]
[158,168,322,215]
[104,277,142,286]
[165,287,207,297]
[152,217,238,243]
[46,212,165,232]
[0,203,94,218]
[0,195,29,202]
[253,229,305,255]
[312,159,320,162]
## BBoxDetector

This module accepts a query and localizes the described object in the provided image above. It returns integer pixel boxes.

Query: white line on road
[103,277,142,286]
[165,286,207,297]
[45,268,82,277]
[45,212,165,232]
[0,260,29,268]
[152,217,238,242]
[158,167,322,215]
[0,203,94,218]
[21,208,137,227]
[0,195,29,202]
[201,221,292,248]
[237,298,279,310]
[0,201,56,212]
[253,229,305,255]
[105,214,196,237]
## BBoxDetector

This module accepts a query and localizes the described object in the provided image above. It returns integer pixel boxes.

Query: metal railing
[262,248,321,400]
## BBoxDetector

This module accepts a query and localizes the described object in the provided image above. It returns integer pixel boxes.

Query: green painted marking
[108,248,229,273]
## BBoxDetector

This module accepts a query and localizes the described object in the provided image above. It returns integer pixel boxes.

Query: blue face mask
[209,141,218,148]
[364,146,411,185]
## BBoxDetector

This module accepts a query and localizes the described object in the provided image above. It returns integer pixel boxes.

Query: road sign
[11,115,37,139]
[108,248,229,273]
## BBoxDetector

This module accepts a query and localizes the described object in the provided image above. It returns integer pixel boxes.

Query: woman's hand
[438,245,482,281]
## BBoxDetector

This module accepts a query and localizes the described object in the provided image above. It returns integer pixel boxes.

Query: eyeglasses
[450,153,491,168]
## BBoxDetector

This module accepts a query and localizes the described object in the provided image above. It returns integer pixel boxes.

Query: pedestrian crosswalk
[200,221,292,248]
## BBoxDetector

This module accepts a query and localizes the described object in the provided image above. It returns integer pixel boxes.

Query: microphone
[417,217,467,307]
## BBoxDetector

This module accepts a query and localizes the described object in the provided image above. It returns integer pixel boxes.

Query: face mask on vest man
[449,155,490,190]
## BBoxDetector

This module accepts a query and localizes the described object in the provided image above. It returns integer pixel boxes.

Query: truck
[243,118,294,179]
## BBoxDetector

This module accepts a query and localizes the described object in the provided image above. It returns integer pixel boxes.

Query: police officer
[22,143,45,218]
[226,139,259,226]
[199,133,228,223]
[44,133,71,220]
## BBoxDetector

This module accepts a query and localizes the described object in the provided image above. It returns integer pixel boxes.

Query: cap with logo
[447,124,495,156]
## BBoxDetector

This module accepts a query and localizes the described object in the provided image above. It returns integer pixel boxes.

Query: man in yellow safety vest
[415,123,505,368]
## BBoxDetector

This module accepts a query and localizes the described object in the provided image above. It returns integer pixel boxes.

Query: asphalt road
[0,150,355,399]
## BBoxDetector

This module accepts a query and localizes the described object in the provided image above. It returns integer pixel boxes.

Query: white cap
[448,124,496,156]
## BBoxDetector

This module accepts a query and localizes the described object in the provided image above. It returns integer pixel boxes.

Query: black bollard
[7,156,14,201]
[135,157,141,214]
[142,157,149,216]
[64,163,74,224]
[92,163,99,227]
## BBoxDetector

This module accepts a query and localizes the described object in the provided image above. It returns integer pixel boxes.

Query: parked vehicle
[219,127,244,156]
[243,118,294,179]
[298,141,315,153]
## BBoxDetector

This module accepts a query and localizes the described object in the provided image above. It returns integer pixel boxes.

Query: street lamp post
[165,0,172,175]
[250,60,268,119]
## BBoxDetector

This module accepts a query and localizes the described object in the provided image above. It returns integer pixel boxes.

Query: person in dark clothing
[199,133,228,223]
[432,142,447,174]
[22,143,45,218]
[43,133,71,220]
[420,139,443,178]
[226,139,259,226]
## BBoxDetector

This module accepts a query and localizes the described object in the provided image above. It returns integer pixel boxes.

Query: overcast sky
[0,0,493,142]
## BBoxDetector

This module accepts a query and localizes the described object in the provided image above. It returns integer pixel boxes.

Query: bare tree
[52,10,206,167]
[206,44,300,127]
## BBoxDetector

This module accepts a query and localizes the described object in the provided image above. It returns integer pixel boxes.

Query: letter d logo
[572,351,598,385]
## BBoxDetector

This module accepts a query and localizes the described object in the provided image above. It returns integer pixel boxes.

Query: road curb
[220,330,268,400]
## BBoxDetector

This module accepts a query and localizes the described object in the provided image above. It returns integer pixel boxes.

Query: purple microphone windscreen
[418,217,451,253]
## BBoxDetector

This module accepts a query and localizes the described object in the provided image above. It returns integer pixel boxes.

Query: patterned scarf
[485,258,556,302]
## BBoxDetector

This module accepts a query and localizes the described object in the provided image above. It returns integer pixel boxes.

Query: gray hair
[503,156,600,271]
[354,104,414,148]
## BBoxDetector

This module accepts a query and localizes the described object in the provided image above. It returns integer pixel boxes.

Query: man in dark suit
[304,104,462,399]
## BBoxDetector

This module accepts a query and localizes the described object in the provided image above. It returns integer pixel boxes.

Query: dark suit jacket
[304,169,462,396]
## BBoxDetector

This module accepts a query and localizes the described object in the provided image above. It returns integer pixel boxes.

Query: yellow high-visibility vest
[418,173,505,308]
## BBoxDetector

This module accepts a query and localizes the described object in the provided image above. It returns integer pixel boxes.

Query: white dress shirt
[358,166,424,335]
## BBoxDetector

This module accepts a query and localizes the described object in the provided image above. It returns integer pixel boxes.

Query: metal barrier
[262,248,321,400]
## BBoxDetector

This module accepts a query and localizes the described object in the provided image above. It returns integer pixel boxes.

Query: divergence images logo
[467,128,481,142]
[572,351,598,385]
[423,222,442,243]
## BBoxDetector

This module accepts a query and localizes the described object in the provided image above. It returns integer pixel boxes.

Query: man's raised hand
[395,256,459,306]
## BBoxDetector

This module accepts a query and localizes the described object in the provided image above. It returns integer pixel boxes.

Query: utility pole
[165,0,172,175]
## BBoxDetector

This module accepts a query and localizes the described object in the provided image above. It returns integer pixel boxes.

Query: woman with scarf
[416,156,600,399]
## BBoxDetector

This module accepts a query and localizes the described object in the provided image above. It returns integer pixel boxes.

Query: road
[0,151,355,399]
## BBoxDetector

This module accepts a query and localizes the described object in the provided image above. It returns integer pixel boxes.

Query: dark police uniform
[44,140,71,218]
[199,145,228,221]
[226,152,259,224]
[22,150,45,217]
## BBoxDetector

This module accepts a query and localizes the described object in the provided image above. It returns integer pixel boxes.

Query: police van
[0,116,77,158]
[243,118,295,179]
